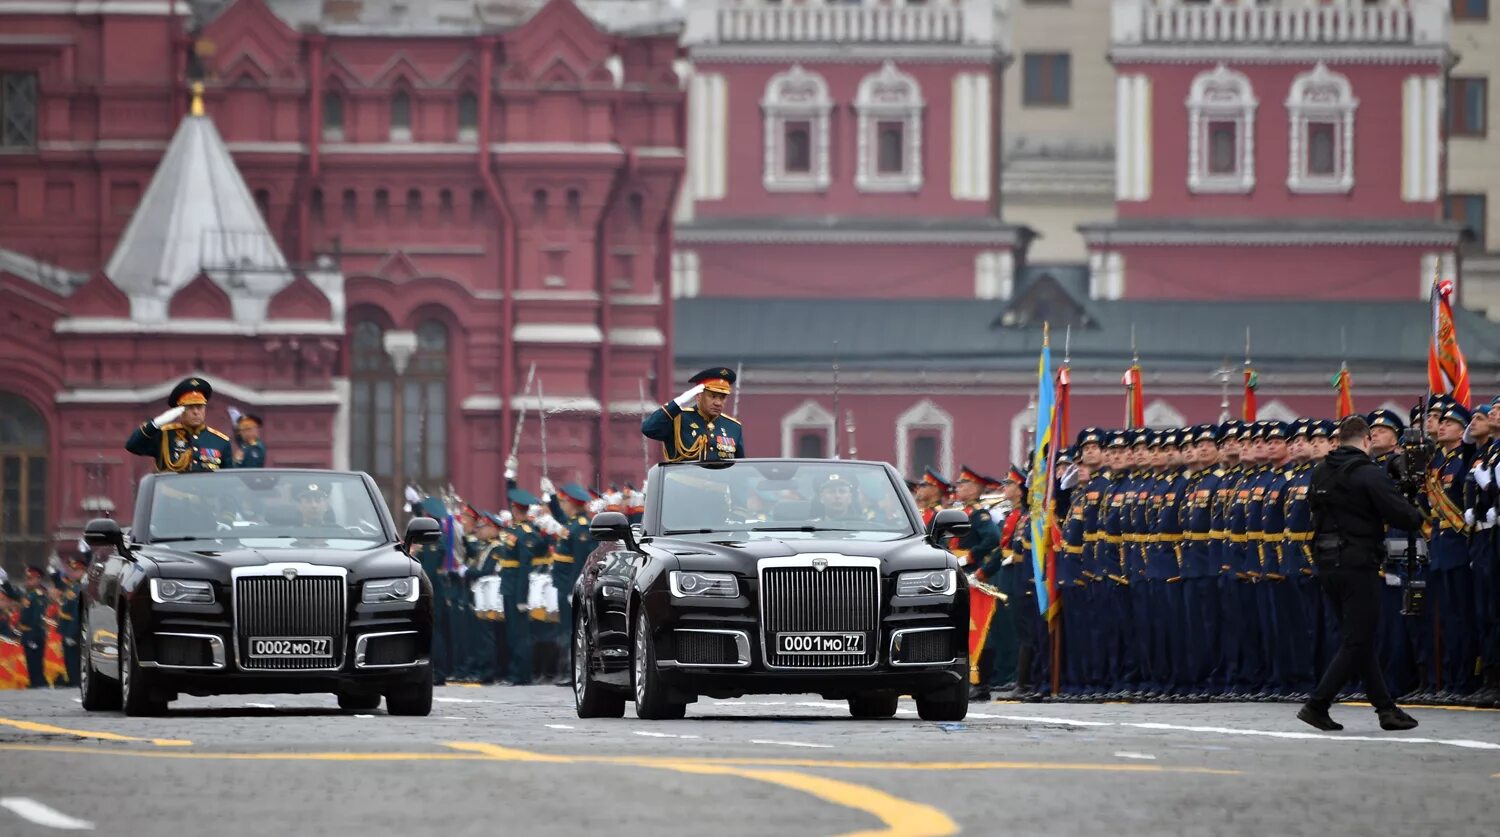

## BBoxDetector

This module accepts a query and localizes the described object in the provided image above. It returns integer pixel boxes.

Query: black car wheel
[337,692,382,712]
[847,692,899,719]
[120,618,167,717]
[78,612,121,712]
[385,676,433,716]
[574,611,625,718]
[632,607,685,720]
[915,682,968,722]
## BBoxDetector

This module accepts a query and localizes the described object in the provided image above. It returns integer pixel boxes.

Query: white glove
[1464,508,1475,527]
[673,384,705,408]
[540,476,556,497]
[504,467,516,481]
[152,406,185,428]
[1476,468,1493,489]
[1488,508,1498,526]
[1059,464,1080,491]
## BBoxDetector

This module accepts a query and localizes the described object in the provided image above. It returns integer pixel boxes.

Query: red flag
[967,585,1000,685]
[1242,366,1258,422]
[1122,364,1144,428]
[1333,365,1355,419]
[1056,364,1071,448]
[1429,278,1471,407]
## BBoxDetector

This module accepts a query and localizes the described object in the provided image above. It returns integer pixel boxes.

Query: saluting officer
[641,367,744,462]
[126,377,235,473]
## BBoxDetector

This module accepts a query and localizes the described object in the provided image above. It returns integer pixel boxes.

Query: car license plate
[248,637,333,659]
[776,632,865,655]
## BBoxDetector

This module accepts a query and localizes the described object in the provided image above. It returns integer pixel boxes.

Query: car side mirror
[403,517,442,550]
[928,508,972,545]
[84,518,124,549]
[590,512,638,551]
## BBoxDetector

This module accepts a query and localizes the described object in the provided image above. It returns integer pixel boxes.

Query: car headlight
[669,571,738,598]
[362,577,419,604]
[150,578,215,605]
[895,569,957,597]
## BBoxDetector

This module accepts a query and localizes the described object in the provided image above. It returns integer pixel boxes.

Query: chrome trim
[663,628,751,669]
[231,564,349,673]
[889,626,960,668]
[668,570,739,599]
[757,555,881,671]
[354,630,422,669]
[140,632,226,671]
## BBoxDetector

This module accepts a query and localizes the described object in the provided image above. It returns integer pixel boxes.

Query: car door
[582,544,638,688]
[85,540,130,679]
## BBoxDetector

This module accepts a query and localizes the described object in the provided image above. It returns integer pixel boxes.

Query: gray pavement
[1,685,1497,836]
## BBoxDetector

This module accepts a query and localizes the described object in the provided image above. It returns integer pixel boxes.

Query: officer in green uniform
[548,483,596,687]
[502,488,547,685]
[462,512,503,683]
[641,367,744,462]
[233,413,267,468]
[19,566,48,688]
[59,557,85,685]
[125,377,235,473]
[413,497,452,685]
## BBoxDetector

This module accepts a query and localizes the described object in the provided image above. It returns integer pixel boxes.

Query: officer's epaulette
[203,427,231,442]
[718,413,741,425]
[159,422,184,432]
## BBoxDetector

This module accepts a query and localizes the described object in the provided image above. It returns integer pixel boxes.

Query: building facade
[1447,0,1499,310]
[0,0,686,574]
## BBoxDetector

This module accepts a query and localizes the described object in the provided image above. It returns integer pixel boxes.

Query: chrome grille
[761,561,879,669]
[233,570,347,671]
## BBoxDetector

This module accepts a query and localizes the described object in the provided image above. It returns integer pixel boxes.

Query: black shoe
[1297,704,1344,732]
[968,686,993,702]
[1378,707,1419,731]
[554,679,574,687]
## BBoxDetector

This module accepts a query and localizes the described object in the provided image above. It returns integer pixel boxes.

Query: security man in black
[1298,415,1424,732]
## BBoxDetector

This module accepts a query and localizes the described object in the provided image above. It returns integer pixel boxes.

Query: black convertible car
[571,459,973,721]
[78,469,440,716]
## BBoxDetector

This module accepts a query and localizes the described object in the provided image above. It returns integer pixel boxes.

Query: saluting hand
[673,384,705,408]
[152,406,185,429]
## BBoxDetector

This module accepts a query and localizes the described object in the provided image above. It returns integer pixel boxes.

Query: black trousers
[1309,564,1395,712]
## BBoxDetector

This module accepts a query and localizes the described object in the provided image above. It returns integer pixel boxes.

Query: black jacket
[1310,446,1425,564]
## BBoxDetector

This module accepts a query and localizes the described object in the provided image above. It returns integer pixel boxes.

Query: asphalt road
[1,685,1497,837]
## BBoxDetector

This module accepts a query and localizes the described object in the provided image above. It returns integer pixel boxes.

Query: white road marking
[1113,751,1157,761]
[71,698,81,704]
[354,714,374,719]
[989,714,1114,728]
[434,696,503,704]
[632,731,701,739]
[713,700,788,706]
[246,703,277,709]
[749,739,835,749]
[545,724,576,730]
[442,717,467,721]
[1122,721,1500,751]
[0,797,95,831]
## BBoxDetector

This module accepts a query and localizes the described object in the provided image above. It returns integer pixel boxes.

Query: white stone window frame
[762,65,833,193]
[855,60,925,193]
[1186,64,1257,195]
[1286,62,1357,195]
[781,399,837,458]
[895,399,954,478]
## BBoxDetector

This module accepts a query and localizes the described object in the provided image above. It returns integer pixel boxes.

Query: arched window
[342,188,357,221]
[1186,64,1257,193]
[1286,62,1357,194]
[780,400,835,458]
[374,188,389,222]
[761,65,832,192]
[348,318,450,508]
[322,91,345,141]
[405,320,450,487]
[566,188,582,224]
[0,392,50,574]
[405,188,422,222]
[350,320,396,484]
[438,188,454,221]
[390,89,412,142]
[855,61,924,192]
[895,399,952,478]
[532,189,549,222]
[457,90,478,141]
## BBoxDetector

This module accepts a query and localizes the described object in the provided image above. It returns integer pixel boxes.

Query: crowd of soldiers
[927,401,1500,708]
[408,480,643,687]
[0,560,84,690]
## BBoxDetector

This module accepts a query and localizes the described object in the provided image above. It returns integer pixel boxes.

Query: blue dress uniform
[1150,431,1188,697]
[1280,425,1320,697]
[1121,431,1152,695]
[1474,421,1500,704]
[125,377,235,472]
[549,483,597,686]
[502,489,548,685]
[1213,422,1250,695]
[1257,421,1296,698]
[641,367,744,463]
[19,568,48,688]
[1102,437,1136,696]
[1427,402,1477,697]
[1081,450,1117,697]
[1239,425,1273,695]
[1463,429,1499,704]
[1059,432,1102,697]
[413,498,453,685]
[1179,424,1221,698]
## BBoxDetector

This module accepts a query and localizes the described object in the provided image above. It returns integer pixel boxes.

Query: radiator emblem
[811,557,828,572]
[282,567,298,580]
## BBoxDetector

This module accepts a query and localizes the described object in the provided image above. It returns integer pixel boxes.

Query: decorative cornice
[1111,45,1449,66]
[1078,226,1460,247]
[675,226,1029,247]
[54,318,342,335]
[690,44,1002,64]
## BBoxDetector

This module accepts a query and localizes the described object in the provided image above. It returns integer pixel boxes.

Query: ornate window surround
[895,399,953,478]
[1285,62,1357,194]
[1186,64,1257,194]
[761,64,833,193]
[780,399,836,457]
[855,60,925,193]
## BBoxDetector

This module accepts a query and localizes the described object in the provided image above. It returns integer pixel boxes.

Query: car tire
[915,682,969,722]
[78,612,121,712]
[120,618,167,717]
[574,610,625,719]
[337,692,382,711]
[385,676,433,716]
[632,607,686,720]
[847,692,899,719]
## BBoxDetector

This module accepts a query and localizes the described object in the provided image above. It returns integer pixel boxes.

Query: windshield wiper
[749,526,867,533]
[149,536,216,543]
[662,528,730,535]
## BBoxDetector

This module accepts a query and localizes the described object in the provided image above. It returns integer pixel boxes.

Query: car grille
[157,635,215,667]
[362,633,419,667]
[674,631,740,666]
[761,565,879,669]
[234,574,346,671]
[894,629,955,665]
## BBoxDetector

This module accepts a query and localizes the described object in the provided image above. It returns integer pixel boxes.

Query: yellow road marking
[0,744,489,761]
[0,717,190,748]
[1341,701,1500,714]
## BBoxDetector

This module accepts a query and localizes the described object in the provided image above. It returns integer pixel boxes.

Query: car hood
[137,541,419,584]
[645,536,954,574]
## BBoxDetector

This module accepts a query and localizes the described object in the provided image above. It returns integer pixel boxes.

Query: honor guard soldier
[1367,409,1422,698]
[1179,424,1222,698]
[1257,421,1296,698]
[58,557,85,686]
[126,377,235,473]
[1149,429,1188,698]
[414,497,454,685]
[914,468,953,529]
[19,567,48,688]
[641,367,744,462]
[233,413,267,468]
[502,488,548,685]
[1280,421,1320,697]
[1211,421,1247,697]
[1059,428,1103,697]
[1078,429,1115,698]
[1428,401,1476,700]
[549,483,597,687]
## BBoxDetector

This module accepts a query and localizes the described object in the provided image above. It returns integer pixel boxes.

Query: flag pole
[831,340,841,460]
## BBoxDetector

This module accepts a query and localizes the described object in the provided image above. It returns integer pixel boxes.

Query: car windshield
[655,461,916,541]
[147,472,388,544]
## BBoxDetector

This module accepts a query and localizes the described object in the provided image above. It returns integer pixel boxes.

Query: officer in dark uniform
[1256,420,1294,698]
[1079,431,1117,698]
[502,488,548,685]
[1366,409,1420,698]
[1427,401,1476,700]
[1150,429,1188,698]
[233,413,267,468]
[1280,420,1320,698]
[914,468,952,529]
[19,566,48,688]
[1178,424,1220,698]
[549,483,596,687]
[460,512,503,684]
[641,367,744,462]
[1059,428,1104,698]
[125,377,235,473]
[1120,429,1152,697]
[1461,402,1498,706]
[1298,415,1422,732]
[59,556,85,685]
[1210,420,1247,698]
[413,497,453,685]
[1098,431,1133,698]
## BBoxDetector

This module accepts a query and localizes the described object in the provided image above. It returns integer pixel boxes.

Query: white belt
[1477,522,1496,531]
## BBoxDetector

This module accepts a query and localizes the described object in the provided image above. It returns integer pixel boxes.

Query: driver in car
[297,482,335,526]
[810,473,878,523]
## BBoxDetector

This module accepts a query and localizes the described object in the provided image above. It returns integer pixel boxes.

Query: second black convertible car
[571,459,973,721]
[78,469,440,716]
